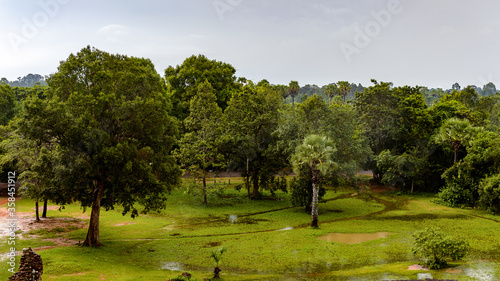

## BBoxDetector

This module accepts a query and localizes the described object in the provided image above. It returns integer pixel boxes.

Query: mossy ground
[1,178,499,280]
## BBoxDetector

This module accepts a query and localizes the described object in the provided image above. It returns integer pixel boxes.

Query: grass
[1,179,500,280]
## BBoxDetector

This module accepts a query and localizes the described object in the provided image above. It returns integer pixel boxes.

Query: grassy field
[1,178,500,280]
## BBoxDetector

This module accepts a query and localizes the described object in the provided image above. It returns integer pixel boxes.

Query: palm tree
[211,246,227,279]
[291,134,337,227]
[288,80,300,107]
[337,81,352,103]
[434,118,475,163]
[324,84,339,104]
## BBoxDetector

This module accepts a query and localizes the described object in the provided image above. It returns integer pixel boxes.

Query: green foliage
[0,84,15,125]
[165,54,237,120]
[412,227,469,269]
[289,169,326,211]
[224,82,284,198]
[479,173,500,214]
[211,246,227,267]
[16,46,181,246]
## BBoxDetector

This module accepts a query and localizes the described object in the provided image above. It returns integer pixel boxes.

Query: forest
[1,46,500,280]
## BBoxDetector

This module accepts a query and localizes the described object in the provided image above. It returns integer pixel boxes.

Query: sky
[1,0,500,89]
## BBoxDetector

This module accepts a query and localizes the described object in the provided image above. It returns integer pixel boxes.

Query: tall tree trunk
[246,157,250,197]
[42,199,48,218]
[35,198,40,222]
[82,181,104,247]
[453,141,459,163]
[311,180,319,227]
[252,170,259,199]
[202,175,208,205]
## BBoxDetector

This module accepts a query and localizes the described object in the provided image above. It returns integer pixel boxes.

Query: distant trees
[1,74,46,87]
[288,81,300,106]
[0,85,15,125]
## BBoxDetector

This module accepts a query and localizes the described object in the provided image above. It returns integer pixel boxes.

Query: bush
[479,173,500,214]
[412,227,469,269]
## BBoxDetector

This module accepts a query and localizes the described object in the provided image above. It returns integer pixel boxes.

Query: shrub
[412,227,469,269]
[479,173,500,215]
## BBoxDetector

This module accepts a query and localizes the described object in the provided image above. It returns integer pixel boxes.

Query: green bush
[412,227,469,269]
[479,173,500,214]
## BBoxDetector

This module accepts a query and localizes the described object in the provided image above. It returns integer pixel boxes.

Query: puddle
[161,262,183,271]
[277,227,293,231]
[317,232,392,244]
[228,215,237,224]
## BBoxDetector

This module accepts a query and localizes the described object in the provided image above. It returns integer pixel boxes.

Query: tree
[224,82,284,199]
[165,55,238,120]
[452,82,461,91]
[0,84,15,125]
[336,81,352,103]
[291,134,337,227]
[434,118,475,163]
[211,246,227,279]
[18,46,181,247]
[324,84,339,104]
[174,81,225,204]
[288,81,300,107]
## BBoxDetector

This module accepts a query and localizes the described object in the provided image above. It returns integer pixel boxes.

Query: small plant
[412,227,469,269]
[211,246,227,279]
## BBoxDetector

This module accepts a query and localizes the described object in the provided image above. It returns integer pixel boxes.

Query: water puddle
[277,227,293,231]
[317,232,392,244]
[161,261,183,271]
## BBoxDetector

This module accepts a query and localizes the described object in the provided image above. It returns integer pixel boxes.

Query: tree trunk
[82,181,104,247]
[252,172,259,199]
[311,180,319,227]
[453,142,459,163]
[35,198,40,222]
[42,199,48,218]
[246,157,250,197]
[202,175,208,205]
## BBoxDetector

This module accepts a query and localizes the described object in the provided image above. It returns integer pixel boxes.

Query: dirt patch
[369,184,397,193]
[445,268,463,274]
[408,264,429,271]
[114,222,136,226]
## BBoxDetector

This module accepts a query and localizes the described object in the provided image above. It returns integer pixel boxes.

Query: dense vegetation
[1,46,499,245]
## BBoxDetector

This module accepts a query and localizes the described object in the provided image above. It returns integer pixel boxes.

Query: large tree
[175,81,226,204]
[18,46,181,247]
[291,134,336,227]
[165,55,238,120]
[288,81,300,107]
[224,81,284,198]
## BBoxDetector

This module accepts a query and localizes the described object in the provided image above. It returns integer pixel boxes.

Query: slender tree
[288,81,300,106]
[337,81,352,103]
[175,81,226,204]
[434,118,474,163]
[291,134,337,227]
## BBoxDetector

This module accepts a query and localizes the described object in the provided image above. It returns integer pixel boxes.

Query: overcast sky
[1,0,500,89]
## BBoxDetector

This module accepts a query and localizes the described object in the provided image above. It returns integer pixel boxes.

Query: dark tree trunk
[82,181,104,247]
[35,198,40,222]
[453,141,460,163]
[246,157,250,197]
[202,175,207,205]
[252,171,259,199]
[42,199,48,218]
[213,266,221,279]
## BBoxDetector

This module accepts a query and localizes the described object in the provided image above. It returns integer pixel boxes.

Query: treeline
[1,74,47,88]
[1,46,499,246]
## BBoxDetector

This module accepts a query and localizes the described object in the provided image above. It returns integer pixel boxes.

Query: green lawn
[1,181,500,280]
